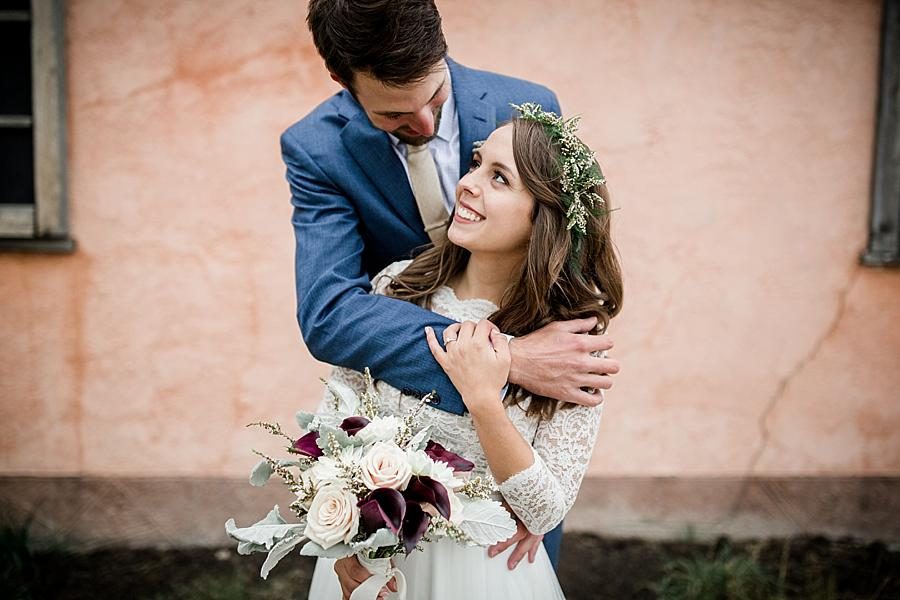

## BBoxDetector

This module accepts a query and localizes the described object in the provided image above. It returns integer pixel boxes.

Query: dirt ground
[7,534,900,599]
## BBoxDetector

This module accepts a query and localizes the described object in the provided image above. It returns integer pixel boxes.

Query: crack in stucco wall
[727,267,862,516]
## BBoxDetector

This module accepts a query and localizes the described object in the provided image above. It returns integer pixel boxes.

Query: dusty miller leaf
[225,506,304,550]
[455,498,517,546]
[324,379,361,415]
[249,459,273,487]
[350,528,399,553]
[260,531,306,579]
[406,426,432,452]
[299,540,355,559]
[296,411,318,431]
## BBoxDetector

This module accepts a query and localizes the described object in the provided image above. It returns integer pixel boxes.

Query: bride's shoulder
[371,259,413,295]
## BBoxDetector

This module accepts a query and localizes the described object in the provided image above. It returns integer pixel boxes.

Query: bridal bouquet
[225,370,516,596]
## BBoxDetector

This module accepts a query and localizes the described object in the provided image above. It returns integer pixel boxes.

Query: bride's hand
[425,320,510,415]
[334,555,396,600]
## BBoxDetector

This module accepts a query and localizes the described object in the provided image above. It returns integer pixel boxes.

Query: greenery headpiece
[511,102,607,252]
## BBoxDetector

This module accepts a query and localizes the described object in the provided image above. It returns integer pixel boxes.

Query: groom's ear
[328,71,357,98]
[329,72,348,89]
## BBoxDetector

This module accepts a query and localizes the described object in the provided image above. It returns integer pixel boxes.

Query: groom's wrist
[507,336,527,387]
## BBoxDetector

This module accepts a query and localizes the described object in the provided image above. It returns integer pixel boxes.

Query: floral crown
[510,102,607,253]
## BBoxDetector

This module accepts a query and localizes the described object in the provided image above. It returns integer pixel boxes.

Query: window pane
[0,20,32,115]
[0,1,31,11]
[0,127,34,204]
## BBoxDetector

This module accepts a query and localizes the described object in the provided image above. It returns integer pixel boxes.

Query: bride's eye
[492,171,508,185]
[468,158,481,172]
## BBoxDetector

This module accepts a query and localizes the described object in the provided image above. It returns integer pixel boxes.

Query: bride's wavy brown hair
[386,118,623,419]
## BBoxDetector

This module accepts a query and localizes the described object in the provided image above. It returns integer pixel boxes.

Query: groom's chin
[393,130,436,146]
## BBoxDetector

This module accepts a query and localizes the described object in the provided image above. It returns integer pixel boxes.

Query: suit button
[428,392,441,406]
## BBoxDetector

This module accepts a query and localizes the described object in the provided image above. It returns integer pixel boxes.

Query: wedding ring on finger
[581,386,606,405]
[444,337,458,344]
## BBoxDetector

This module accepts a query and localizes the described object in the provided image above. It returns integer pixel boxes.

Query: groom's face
[349,64,450,146]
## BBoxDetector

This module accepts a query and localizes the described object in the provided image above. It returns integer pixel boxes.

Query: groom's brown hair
[307,0,448,93]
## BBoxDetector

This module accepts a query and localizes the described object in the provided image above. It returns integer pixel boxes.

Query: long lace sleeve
[497,403,603,535]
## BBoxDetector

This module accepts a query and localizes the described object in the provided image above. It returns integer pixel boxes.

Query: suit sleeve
[281,131,467,414]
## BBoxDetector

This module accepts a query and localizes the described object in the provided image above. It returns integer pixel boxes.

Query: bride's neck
[452,252,522,305]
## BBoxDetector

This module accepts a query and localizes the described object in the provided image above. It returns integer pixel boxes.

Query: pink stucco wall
[2,0,897,480]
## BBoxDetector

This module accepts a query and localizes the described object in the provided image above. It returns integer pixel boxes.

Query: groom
[282,0,619,587]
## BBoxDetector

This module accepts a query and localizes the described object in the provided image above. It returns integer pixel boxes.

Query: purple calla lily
[357,488,406,535]
[292,431,323,458]
[401,501,431,554]
[403,475,451,520]
[424,441,475,472]
[339,416,371,436]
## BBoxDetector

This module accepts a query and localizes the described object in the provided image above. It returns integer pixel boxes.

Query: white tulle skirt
[307,537,565,599]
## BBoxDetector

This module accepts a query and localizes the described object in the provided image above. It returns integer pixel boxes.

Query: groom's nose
[407,107,436,137]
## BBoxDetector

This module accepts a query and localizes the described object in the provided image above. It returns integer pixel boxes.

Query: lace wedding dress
[306,261,603,600]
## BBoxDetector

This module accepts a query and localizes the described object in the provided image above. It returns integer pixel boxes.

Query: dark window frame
[862,0,900,267]
[0,0,73,253]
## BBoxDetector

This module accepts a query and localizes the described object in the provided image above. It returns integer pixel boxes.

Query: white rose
[356,416,401,444]
[360,442,412,490]
[304,484,359,549]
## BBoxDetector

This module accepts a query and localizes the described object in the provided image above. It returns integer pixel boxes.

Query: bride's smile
[454,201,484,223]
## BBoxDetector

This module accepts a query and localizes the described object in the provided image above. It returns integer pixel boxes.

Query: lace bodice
[317,260,603,535]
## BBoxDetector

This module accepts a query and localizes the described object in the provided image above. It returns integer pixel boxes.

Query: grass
[650,539,859,600]
[0,515,54,600]
[148,574,252,600]
[653,544,775,600]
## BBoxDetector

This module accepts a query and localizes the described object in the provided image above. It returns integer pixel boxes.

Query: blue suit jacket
[281,59,560,414]
[281,59,564,567]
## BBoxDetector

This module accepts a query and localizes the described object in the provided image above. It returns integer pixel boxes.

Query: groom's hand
[488,514,544,570]
[508,316,618,407]
[334,556,397,600]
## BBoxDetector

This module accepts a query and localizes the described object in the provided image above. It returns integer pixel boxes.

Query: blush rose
[360,442,413,491]
[304,484,359,549]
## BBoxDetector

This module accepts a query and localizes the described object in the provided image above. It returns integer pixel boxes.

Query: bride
[307,104,623,599]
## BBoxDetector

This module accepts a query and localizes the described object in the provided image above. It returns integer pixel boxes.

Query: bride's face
[448,125,534,258]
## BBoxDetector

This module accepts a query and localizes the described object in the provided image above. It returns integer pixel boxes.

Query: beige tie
[406,143,449,243]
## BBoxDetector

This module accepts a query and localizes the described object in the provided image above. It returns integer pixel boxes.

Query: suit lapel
[449,59,497,179]
[340,102,421,233]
